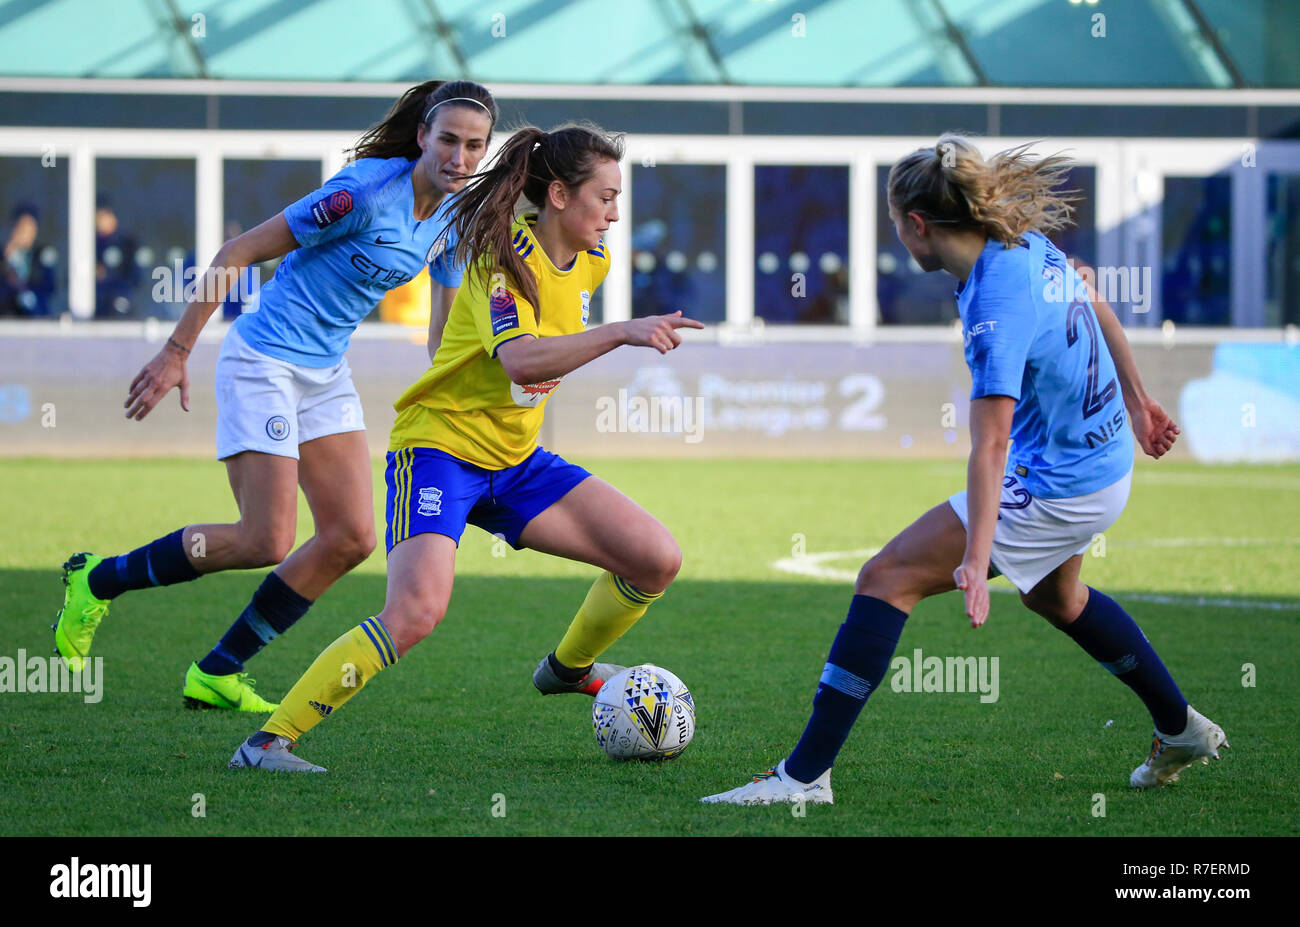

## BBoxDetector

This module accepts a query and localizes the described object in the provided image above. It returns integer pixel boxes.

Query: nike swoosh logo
[206,682,240,708]
[374,235,401,246]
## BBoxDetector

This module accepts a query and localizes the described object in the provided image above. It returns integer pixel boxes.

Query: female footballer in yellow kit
[231,123,704,771]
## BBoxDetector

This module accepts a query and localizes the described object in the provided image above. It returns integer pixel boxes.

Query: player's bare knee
[855,553,895,597]
[385,600,446,654]
[354,531,378,567]
[1022,590,1070,627]
[402,614,441,647]
[645,538,682,593]
[411,601,447,640]
[239,528,294,568]
[323,526,376,571]
[623,536,679,594]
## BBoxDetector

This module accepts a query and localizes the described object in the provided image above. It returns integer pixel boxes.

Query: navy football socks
[785,595,908,784]
[197,572,313,676]
[1062,587,1188,735]
[86,528,201,600]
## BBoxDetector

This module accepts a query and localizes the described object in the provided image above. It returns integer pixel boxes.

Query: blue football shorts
[384,445,591,553]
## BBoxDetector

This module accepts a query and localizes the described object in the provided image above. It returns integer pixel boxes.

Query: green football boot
[53,552,110,673]
[183,662,280,712]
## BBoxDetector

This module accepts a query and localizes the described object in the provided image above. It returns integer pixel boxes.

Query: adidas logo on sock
[308,700,334,718]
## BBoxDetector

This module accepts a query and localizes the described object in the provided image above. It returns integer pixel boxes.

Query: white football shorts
[214,324,365,461]
[947,469,1132,594]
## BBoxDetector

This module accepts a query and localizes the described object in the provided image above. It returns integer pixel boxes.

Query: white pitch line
[773,548,880,581]
[772,548,1300,612]
[1111,593,1298,611]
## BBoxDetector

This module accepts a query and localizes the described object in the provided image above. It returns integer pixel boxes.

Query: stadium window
[630,163,725,323]
[1161,175,1232,326]
[0,155,68,318]
[1048,165,1097,270]
[1266,172,1300,327]
[94,157,196,321]
[753,165,848,325]
[222,158,321,321]
[875,165,955,325]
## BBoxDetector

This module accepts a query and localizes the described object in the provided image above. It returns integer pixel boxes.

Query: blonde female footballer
[703,134,1226,806]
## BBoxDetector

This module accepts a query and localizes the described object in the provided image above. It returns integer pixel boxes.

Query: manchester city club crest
[265,415,290,441]
[426,235,447,265]
[417,486,442,517]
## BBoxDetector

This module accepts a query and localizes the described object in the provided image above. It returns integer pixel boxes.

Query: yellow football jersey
[389,213,609,469]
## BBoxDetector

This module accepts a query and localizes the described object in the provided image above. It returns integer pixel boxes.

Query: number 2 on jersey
[1065,297,1117,419]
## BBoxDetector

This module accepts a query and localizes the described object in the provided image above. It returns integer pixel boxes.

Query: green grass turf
[1,458,1297,836]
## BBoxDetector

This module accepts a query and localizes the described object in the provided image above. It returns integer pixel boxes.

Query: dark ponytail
[450,122,625,312]
[350,79,498,162]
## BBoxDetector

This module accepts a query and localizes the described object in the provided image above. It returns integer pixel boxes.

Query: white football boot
[1129,706,1227,789]
[229,734,327,772]
[700,759,833,806]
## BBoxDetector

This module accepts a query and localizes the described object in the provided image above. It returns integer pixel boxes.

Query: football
[592,665,695,760]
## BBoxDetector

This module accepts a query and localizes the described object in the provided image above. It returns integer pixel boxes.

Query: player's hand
[619,311,705,354]
[953,561,990,628]
[1129,395,1179,459]
[125,343,190,420]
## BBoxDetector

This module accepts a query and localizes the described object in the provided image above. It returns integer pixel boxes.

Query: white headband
[424,97,493,124]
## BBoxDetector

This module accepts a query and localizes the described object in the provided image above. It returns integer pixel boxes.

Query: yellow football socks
[262,617,397,741]
[554,572,662,669]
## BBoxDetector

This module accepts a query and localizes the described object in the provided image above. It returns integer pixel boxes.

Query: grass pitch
[1,458,1297,836]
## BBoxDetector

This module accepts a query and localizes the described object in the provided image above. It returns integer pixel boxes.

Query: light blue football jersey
[957,231,1133,499]
[235,157,464,368]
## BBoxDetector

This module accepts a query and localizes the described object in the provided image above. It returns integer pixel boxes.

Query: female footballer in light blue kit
[703,134,1227,806]
[53,80,498,711]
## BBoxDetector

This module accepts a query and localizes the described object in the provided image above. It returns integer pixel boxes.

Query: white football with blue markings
[592,664,695,760]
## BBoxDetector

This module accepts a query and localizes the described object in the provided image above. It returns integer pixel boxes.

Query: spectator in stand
[95,195,140,318]
[1,202,56,317]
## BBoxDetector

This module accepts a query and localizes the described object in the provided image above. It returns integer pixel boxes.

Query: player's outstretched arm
[125,213,299,420]
[1070,260,1179,459]
[955,395,1015,628]
[496,310,704,385]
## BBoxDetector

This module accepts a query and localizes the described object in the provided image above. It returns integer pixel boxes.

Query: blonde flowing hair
[887,133,1078,247]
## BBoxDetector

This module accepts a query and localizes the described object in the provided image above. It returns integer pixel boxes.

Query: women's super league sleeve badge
[580,290,591,327]
[489,283,520,336]
[310,190,354,229]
